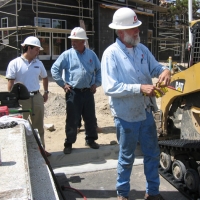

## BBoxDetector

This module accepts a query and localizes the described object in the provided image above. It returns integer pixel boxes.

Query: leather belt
[73,88,90,92]
[30,90,39,95]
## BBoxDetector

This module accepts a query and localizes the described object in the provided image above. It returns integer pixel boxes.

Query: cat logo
[175,81,184,92]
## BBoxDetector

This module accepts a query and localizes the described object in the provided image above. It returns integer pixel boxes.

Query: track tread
[159,139,200,149]
[158,139,200,199]
[159,167,199,200]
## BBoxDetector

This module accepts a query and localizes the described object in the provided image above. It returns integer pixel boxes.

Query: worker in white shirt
[6,36,51,157]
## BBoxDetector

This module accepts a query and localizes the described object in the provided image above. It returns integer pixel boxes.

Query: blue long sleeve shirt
[101,38,168,122]
[51,47,101,88]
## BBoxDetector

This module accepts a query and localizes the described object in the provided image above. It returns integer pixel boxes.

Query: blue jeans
[114,110,160,197]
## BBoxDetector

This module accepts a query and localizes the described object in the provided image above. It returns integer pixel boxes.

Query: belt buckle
[30,91,38,95]
[30,92,34,96]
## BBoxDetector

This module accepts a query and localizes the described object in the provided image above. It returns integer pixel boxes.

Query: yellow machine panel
[157,19,200,199]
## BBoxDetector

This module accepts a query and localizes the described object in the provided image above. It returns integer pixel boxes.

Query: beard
[123,31,140,46]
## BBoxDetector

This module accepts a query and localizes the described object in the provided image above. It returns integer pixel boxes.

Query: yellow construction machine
[156,19,200,199]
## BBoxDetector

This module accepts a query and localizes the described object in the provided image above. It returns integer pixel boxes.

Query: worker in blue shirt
[51,27,101,154]
[101,8,171,200]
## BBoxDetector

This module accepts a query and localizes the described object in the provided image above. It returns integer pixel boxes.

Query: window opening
[174,46,180,56]
[34,17,51,60]
[1,17,9,44]
[52,19,67,59]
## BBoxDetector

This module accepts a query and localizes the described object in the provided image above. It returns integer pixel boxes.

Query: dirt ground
[0,72,118,153]
[43,73,118,153]
[0,71,161,153]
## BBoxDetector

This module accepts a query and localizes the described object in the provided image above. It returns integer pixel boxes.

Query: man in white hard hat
[6,36,51,157]
[51,27,101,154]
[101,7,171,200]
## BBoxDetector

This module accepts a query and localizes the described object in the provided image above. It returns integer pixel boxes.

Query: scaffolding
[0,0,94,55]
[0,0,188,62]
[127,0,188,61]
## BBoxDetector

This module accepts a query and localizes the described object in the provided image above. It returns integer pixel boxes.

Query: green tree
[161,0,199,24]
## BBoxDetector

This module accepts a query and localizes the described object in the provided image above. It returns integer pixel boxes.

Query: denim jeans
[114,110,160,197]
[64,88,98,146]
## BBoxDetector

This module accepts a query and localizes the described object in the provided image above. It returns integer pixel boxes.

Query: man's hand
[43,93,48,103]
[63,83,72,93]
[140,84,165,97]
[90,84,97,94]
[157,69,171,86]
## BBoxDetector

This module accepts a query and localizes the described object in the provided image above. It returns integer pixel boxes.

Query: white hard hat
[21,36,43,50]
[109,7,142,30]
[68,27,88,40]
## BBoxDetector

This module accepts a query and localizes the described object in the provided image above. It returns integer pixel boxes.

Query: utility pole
[188,0,193,44]
[16,0,18,57]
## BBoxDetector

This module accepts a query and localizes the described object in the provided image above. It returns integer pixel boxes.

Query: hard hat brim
[108,20,142,30]
[68,36,88,40]
[21,43,44,50]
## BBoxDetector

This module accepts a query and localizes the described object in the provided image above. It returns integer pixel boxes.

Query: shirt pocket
[140,59,150,76]
[141,58,147,65]
[86,60,95,74]
[32,65,41,76]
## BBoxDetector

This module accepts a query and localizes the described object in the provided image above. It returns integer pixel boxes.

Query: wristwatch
[44,90,49,94]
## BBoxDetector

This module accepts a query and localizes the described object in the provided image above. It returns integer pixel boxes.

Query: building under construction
[0,0,186,70]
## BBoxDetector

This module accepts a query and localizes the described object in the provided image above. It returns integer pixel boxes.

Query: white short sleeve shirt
[6,56,47,92]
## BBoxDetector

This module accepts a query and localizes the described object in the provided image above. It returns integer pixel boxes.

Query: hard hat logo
[68,27,88,40]
[109,7,142,30]
[134,16,138,22]
[21,36,43,50]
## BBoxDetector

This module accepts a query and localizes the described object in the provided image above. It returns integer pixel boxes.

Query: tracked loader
[155,19,200,199]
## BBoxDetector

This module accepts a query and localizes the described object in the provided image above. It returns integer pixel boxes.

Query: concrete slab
[0,123,59,200]
[26,131,59,200]
[54,157,144,175]
[0,124,32,200]
[50,144,189,200]
[55,165,188,200]
[48,144,143,169]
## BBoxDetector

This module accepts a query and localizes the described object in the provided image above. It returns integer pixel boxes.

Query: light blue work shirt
[101,38,168,122]
[51,47,101,88]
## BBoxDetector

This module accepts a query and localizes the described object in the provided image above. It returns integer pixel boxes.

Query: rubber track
[158,139,200,149]
[158,139,200,200]
[159,167,199,200]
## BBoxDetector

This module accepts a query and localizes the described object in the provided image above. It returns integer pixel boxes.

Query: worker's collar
[21,55,37,63]
[116,38,140,57]
[73,46,86,54]
[116,38,138,50]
